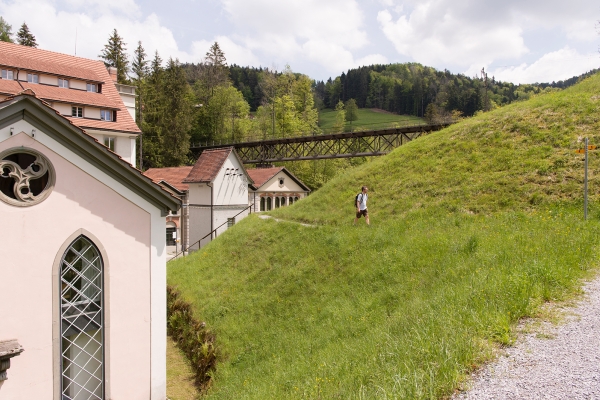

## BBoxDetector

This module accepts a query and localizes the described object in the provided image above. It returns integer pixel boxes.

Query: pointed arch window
[60,235,104,400]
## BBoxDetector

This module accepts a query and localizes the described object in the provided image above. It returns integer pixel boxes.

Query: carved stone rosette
[0,148,55,207]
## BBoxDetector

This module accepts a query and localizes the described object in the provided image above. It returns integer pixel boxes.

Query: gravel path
[454,275,600,400]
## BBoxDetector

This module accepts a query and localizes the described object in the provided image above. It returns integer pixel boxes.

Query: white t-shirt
[357,193,368,210]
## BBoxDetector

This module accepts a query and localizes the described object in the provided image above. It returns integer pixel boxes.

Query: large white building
[0,41,140,167]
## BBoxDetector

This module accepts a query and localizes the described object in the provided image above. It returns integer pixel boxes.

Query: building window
[27,73,39,83]
[100,110,112,121]
[266,197,272,211]
[166,227,176,246]
[0,148,55,207]
[60,235,104,400]
[104,137,115,151]
[278,178,285,187]
[227,217,235,228]
[58,78,69,88]
[260,197,265,211]
[87,83,97,93]
[1,69,13,80]
[71,106,83,118]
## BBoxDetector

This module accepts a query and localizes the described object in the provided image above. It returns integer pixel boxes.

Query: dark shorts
[356,209,368,218]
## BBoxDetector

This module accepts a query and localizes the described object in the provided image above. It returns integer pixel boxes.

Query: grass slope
[319,108,424,133]
[169,74,600,399]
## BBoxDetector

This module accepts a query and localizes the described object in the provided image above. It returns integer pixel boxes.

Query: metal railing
[168,205,253,261]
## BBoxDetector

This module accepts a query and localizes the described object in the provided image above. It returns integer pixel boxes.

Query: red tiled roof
[143,166,193,192]
[19,82,120,109]
[0,47,103,82]
[183,147,233,183]
[0,78,23,95]
[246,166,311,191]
[247,167,284,188]
[0,41,140,134]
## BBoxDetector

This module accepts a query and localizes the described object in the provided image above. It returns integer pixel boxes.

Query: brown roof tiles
[183,148,234,183]
[0,41,140,134]
[246,167,285,188]
[143,166,193,192]
[19,82,120,109]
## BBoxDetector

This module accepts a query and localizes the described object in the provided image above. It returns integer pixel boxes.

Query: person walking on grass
[354,186,370,225]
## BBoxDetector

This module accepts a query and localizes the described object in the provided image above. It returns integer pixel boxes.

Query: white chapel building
[0,44,178,400]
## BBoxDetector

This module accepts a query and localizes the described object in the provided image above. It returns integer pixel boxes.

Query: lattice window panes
[60,236,104,400]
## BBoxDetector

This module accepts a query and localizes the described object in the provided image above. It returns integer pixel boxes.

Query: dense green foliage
[167,286,217,391]
[0,16,13,43]
[168,73,600,399]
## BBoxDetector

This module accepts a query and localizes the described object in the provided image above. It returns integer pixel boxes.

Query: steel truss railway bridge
[190,123,451,165]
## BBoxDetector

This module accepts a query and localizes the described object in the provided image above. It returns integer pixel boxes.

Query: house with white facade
[182,147,253,250]
[0,41,140,167]
[0,90,178,400]
[247,166,311,212]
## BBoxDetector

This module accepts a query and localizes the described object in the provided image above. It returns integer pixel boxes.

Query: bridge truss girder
[191,124,448,164]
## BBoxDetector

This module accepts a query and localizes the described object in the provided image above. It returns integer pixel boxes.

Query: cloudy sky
[1,0,599,83]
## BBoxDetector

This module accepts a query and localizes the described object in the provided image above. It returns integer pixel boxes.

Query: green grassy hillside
[169,74,600,399]
[319,108,425,133]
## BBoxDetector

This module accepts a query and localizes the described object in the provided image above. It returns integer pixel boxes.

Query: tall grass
[168,73,600,399]
[169,208,600,399]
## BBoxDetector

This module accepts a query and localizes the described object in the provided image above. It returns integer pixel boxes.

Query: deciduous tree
[0,17,13,43]
[345,98,358,131]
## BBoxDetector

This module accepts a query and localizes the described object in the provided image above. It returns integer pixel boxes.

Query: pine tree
[203,42,229,96]
[99,29,129,83]
[141,51,165,168]
[131,41,148,168]
[0,17,13,43]
[16,23,37,47]
[161,58,194,166]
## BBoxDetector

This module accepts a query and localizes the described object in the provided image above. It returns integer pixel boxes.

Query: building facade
[0,41,140,167]
[247,166,311,212]
[0,94,178,399]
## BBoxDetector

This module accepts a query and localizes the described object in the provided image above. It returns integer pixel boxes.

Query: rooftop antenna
[74,27,77,56]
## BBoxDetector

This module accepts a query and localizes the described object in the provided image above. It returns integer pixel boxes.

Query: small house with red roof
[247,166,310,212]
[0,41,140,167]
[144,147,253,254]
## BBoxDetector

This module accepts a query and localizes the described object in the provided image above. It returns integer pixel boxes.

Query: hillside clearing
[169,73,600,399]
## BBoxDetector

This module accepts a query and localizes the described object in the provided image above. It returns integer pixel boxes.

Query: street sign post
[576,139,596,220]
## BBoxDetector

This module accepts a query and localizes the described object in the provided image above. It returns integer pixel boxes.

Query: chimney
[107,67,118,82]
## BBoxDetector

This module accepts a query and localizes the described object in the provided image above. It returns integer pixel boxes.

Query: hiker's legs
[366,215,370,225]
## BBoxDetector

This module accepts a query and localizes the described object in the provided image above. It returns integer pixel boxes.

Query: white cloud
[475,47,599,84]
[377,3,528,68]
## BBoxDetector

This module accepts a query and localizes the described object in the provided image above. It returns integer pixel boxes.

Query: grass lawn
[167,336,199,400]
[168,73,600,399]
[319,108,425,133]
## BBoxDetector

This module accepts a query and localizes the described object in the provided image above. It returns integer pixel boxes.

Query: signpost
[576,138,596,220]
